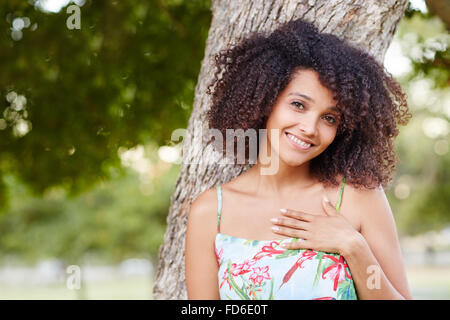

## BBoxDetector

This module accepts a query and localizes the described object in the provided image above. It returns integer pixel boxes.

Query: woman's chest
[220,193,361,239]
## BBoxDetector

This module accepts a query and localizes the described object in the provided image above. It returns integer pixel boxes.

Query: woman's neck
[242,159,318,200]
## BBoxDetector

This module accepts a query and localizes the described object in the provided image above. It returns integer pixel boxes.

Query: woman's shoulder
[190,186,219,218]
[342,181,386,203]
[188,172,249,224]
[187,186,220,237]
[339,181,391,221]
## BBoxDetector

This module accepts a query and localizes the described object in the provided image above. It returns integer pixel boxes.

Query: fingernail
[270,218,278,223]
[280,208,287,213]
[323,196,329,203]
[271,226,279,231]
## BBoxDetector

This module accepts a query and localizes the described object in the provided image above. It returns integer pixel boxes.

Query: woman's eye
[291,102,338,125]
[291,101,304,110]
[324,115,337,124]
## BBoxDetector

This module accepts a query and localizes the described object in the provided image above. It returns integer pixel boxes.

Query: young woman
[185,18,413,300]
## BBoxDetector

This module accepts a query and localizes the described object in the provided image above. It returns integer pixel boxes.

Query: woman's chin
[279,153,310,167]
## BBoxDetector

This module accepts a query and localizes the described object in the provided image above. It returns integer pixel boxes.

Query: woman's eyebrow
[288,92,339,111]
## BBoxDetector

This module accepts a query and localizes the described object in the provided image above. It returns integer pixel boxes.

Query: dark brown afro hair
[205,18,411,189]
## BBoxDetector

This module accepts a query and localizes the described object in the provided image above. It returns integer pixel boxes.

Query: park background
[0,0,449,299]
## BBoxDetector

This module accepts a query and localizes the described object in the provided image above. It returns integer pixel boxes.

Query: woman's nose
[299,115,318,136]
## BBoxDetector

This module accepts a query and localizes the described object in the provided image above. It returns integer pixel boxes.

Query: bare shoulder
[340,183,393,231]
[343,183,390,210]
[190,186,218,213]
[187,186,220,239]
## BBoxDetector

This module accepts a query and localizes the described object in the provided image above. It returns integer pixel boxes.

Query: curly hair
[205,17,411,189]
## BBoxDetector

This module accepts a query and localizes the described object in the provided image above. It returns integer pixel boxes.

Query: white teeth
[287,133,311,147]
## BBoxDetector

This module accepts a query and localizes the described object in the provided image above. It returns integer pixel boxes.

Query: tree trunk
[152,0,409,300]
[425,0,450,30]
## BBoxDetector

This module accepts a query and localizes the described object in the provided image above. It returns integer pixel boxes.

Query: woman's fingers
[271,217,309,230]
[280,208,315,222]
[280,239,310,250]
[271,225,308,239]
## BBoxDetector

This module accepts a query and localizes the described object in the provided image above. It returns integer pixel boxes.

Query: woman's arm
[185,188,221,299]
[341,185,413,299]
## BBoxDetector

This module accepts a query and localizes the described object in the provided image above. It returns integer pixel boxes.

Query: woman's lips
[285,132,314,151]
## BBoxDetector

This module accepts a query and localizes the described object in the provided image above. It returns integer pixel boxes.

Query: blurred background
[0,0,448,299]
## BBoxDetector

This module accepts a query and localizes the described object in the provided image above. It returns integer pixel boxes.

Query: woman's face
[265,68,341,167]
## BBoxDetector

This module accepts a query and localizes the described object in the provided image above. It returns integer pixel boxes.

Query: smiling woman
[185,17,413,300]
[264,69,341,168]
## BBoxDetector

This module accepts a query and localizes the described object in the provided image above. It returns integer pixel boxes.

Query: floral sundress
[215,178,358,300]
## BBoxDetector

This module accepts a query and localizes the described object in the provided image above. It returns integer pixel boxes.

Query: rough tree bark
[152,0,409,300]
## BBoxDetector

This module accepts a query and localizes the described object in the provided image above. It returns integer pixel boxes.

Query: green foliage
[0,154,180,264]
[0,0,211,207]
[386,9,450,236]
[398,8,449,89]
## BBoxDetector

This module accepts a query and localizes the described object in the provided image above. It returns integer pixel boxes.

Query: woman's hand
[270,196,360,256]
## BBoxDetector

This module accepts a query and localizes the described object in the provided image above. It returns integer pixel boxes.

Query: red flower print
[313,297,336,300]
[223,259,257,285]
[219,269,231,290]
[253,241,285,260]
[215,247,223,266]
[279,249,317,289]
[235,259,257,275]
[322,255,352,291]
[296,250,317,268]
[246,286,263,300]
[249,266,271,286]
[229,263,243,276]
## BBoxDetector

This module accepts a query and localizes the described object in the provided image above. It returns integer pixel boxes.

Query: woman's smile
[284,131,315,151]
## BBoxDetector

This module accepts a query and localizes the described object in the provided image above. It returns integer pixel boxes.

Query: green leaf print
[227,261,250,300]
[268,278,274,300]
[275,238,305,259]
[275,248,299,259]
[313,252,325,286]
[337,279,357,300]
[243,240,259,246]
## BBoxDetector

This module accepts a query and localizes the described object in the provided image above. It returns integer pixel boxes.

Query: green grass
[406,266,450,299]
[0,276,153,300]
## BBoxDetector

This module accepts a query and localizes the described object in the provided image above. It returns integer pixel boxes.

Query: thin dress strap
[216,185,222,232]
[335,177,346,213]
